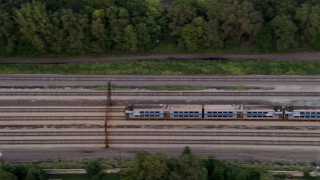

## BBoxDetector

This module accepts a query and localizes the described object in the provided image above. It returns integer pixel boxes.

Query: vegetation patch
[0,60,318,75]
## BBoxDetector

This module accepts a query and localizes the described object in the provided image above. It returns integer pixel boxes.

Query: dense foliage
[122,147,273,180]
[2,164,46,180]
[1,0,320,57]
[0,170,17,180]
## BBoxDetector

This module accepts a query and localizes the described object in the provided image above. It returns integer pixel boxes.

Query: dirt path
[1,53,320,64]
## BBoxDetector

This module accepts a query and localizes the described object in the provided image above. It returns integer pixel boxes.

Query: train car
[204,105,240,120]
[125,104,203,120]
[284,105,320,120]
[169,105,203,119]
[204,104,283,120]
[124,104,168,119]
[243,105,283,120]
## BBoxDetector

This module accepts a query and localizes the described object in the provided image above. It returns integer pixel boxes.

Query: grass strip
[0,60,318,75]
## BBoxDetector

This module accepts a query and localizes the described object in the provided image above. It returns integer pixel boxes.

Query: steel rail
[1,139,319,146]
[0,76,319,82]
[108,131,320,137]
[109,139,320,146]
[0,108,123,112]
[0,116,124,121]
[0,91,319,96]
[1,131,319,137]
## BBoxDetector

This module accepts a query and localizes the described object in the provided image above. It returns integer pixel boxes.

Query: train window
[301,112,305,114]
[208,112,212,114]
[135,115,139,117]
[141,111,144,113]
[179,115,183,117]
[317,112,320,114]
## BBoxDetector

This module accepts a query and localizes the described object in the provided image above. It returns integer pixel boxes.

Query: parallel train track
[0,75,319,82]
[1,139,319,146]
[1,131,320,137]
[0,116,124,121]
[0,91,319,96]
[0,108,123,112]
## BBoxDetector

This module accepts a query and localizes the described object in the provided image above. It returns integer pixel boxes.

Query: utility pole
[105,82,112,148]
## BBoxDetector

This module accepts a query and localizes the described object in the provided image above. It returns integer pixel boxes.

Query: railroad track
[1,131,320,137]
[0,75,319,82]
[108,131,320,137]
[0,116,124,121]
[0,131,104,136]
[0,91,319,96]
[0,108,123,112]
[109,139,320,146]
[1,139,319,146]
[0,116,105,121]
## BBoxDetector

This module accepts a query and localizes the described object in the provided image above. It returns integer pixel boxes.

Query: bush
[0,170,17,180]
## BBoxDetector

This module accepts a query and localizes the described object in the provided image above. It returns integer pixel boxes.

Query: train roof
[285,105,320,112]
[127,104,202,110]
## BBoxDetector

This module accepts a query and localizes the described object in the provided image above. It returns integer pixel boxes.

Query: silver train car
[124,104,202,119]
[125,104,286,120]
[203,105,283,120]
[284,105,320,120]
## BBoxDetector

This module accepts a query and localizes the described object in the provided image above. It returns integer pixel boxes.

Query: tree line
[1,0,320,56]
[122,146,274,180]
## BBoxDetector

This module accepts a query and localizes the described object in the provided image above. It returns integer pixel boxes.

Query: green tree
[85,161,103,180]
[90,9,110,52]
[167,3,197,37]
[25,167,46,180]
[135,23,152,51]
[123,25,138,53]
[296,4,320,49]
[168,148,207,180]
[180,17,206,51]
[15,0,54,53]
[105,6,129,50]
[50,9,89,54]
[0,170,17,180]
[207,0,263,47]
[0,10,16,55]
[271,15,298,51]
[122,151,168,180]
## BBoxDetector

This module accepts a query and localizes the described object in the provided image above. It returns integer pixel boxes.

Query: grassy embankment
[0,60,319,75]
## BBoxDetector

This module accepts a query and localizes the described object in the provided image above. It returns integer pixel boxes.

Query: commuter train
[124,104,320,121]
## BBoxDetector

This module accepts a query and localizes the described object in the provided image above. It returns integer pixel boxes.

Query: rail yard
[0,74,320,162]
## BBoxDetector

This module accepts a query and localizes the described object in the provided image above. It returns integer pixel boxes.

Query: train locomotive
[124,104,320,121]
